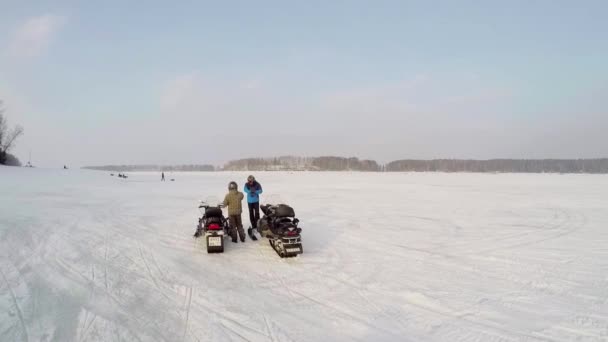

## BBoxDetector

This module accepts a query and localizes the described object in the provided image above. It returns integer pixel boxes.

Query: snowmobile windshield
[264,194,286,206]
[199,195,221,214]
[204,195,221,206]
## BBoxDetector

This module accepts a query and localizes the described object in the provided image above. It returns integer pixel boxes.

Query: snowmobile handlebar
[198,203,225,209]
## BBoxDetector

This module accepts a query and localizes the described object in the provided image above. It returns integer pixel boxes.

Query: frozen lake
[1,167,607,341]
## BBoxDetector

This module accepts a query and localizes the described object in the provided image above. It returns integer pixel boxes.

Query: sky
[0,0,607,167]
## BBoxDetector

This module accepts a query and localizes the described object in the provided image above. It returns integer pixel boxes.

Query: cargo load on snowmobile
[257,202,303,258]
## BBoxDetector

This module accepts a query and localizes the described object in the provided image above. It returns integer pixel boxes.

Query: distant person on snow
[223,181,246,243]
[243,175,262,235]
[161,172,165,181]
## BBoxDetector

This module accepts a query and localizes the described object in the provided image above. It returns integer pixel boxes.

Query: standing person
[243,175,262,239]
[223,181,246,243]
[161,172,165,181]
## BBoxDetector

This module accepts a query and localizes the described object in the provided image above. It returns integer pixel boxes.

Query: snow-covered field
[1,167,607,342]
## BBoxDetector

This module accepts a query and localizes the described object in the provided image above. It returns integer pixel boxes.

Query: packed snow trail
[1,167,607,341]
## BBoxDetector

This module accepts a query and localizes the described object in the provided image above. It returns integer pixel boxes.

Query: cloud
[240,79,262,90]
[159,72,202,111]
[158,72,269,116]
[8,14,66,58]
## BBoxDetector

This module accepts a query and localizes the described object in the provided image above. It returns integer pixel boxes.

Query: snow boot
[247,227,258,241]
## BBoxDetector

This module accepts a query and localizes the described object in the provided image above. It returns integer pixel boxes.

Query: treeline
[222,156,381,171]
[385,159,608,173]
[84,158,608,173]
[311,157,381,171]
[223,156,312,171]
[83,164,216,172]
[225,157,608,173]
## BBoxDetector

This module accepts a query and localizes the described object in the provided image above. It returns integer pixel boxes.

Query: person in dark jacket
[243,175,262,235]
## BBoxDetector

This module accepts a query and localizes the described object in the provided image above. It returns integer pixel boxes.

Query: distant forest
[83,164,216,172]
[83,157,608,174]
[223,156,381,172]
[385,159,608,173]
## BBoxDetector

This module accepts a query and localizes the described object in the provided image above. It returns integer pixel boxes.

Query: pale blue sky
[1,1,607,167]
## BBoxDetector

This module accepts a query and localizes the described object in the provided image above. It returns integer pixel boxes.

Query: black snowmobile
[257,203,303,258]
[194,199,230,253]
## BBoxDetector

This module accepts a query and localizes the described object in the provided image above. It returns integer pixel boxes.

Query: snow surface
[1,167,608,342]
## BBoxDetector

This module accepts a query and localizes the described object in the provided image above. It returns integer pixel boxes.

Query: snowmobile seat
[206,216,223,224]
[205,207,223,218]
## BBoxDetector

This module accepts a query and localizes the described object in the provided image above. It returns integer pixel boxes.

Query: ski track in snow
[1,168,608,341]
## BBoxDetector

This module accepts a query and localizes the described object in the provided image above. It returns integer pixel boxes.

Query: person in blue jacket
[243,175,263,235]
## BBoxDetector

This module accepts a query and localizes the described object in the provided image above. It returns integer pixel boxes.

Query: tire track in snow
[138,244,161,290]
[344,208,589,306]
[263,315,276,342]
[0,266,29,342]
[104,242,108,290]
[256,241,297,302]
[77,310,97,342]
[473,208,585,256]
[262,314,300,342]
[113,202,196,332]
[157,230,197,253]
[191,294,269,339]
[219,321,252,342]
[288,287,404,340]
[149,251,168,282]
[393,291,563,342]
[93,198,126,292]
[77,308,88,341]
[102,216,112,291]
[137,243,186,315]
[445,206,565,251]
[103,199,188,325]
[296,223,412,333]
[50,255,172,342]
[301,239,404,329]
[303,257,559,342]
[181,286,192,342]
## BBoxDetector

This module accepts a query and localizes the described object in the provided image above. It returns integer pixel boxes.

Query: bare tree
[0,101,25,165]
[0,102,6,145]
[1,124,24,152]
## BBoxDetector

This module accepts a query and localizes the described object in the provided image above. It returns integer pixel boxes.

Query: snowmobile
[257,203,303,258]
[194,198,230,253]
